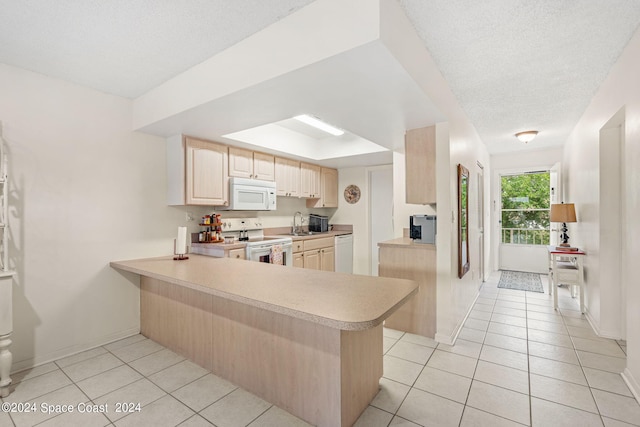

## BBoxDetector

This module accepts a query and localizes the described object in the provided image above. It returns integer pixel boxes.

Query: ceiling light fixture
[515,130,539,143]
[294,114,344,136]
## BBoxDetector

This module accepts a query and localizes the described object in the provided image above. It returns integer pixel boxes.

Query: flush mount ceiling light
[515,130,539,143]
[293,114,344,136]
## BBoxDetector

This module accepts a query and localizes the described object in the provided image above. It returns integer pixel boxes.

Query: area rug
[498,270,544,293]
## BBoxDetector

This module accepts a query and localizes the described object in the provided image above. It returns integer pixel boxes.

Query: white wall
[563,25,640,400]
[330,165,392,276]
[380,0,491,344]
[438,122,491,344]
[0,64,201,371]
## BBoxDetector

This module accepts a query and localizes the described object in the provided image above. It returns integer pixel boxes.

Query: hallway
[362,271,639,426]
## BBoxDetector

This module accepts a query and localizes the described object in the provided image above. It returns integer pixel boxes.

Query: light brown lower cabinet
[303,249,321,270]
[292,237,335,271]
[378,239,436,338]
[227,248,246,260]
[320,246,335,272]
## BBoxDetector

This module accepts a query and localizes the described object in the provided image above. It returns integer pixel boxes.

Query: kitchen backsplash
[180,196,336,230]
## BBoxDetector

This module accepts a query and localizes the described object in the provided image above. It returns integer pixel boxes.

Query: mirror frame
[458,164,470,278]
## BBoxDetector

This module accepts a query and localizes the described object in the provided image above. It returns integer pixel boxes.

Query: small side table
[547,246,586,313]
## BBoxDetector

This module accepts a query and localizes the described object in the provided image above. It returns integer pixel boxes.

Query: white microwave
[220,177,277,211]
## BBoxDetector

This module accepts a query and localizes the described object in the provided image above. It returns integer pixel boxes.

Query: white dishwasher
[334,234,353,274]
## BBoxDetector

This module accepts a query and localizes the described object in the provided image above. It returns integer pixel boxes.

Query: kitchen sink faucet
[293,211,303,235]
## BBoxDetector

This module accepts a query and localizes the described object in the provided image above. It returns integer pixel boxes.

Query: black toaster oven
[309,214,329,233]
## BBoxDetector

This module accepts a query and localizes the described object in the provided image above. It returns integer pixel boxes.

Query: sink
[291,231,315,236]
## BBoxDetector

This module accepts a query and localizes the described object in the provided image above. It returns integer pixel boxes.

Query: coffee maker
[410,215,437,244]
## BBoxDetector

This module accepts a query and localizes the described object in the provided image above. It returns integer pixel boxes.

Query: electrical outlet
[185,212,194,222]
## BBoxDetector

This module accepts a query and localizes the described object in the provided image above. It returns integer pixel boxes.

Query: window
[501,172,550,245]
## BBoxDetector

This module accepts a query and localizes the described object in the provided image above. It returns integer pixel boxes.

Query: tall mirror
[458,164,470,278]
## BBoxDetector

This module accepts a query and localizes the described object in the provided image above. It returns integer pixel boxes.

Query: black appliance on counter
[309,214,329,233]
[410,215,437,244]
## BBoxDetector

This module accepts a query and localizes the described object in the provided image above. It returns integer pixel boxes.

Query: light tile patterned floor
[1,272,639,426]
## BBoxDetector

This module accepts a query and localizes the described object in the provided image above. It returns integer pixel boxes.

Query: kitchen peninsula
[378,237,437,338]
[111,254,417,427]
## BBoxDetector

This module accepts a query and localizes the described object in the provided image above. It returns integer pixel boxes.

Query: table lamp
[550,203,577,248]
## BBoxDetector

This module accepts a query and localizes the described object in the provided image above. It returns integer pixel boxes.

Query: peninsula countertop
[378,237,436,249]
[110,255,417,331]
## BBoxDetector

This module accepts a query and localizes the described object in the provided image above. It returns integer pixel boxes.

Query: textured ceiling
[399,0,640,153]
[1,0,640,156]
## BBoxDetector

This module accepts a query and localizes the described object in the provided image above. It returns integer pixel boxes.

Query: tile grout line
[560,302,607,424]
[389,330,433,426]
[457,297,491,427]
[526,287,534,427]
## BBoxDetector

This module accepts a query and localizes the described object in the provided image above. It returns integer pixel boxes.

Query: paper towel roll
[176,226,187,255]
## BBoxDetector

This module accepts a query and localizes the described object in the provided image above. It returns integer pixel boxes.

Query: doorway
[599,110,625,339]
[498,170,550,273]
[369,167,394,276]
[477,162,485,281]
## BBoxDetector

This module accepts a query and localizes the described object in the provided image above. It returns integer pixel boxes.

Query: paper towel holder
[173,239,190,261]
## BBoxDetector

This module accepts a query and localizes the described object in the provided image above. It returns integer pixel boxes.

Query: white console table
[547,246,586,313]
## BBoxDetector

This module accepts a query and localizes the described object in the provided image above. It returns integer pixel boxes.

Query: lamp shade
[550,203,577,223]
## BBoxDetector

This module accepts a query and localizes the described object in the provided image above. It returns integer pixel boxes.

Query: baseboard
[435,292,479,346]
[622,368,640,404]
[585,309,600,335]
[584,309,623,340]
[11,327,140,374]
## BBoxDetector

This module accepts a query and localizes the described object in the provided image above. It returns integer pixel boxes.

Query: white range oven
[245,237,293,267]
[192,217,292,267]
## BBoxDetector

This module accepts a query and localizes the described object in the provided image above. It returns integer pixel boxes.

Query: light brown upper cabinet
[321,168,339,207]
[184,137,229,206]
[405,126,436,205]
[168,135,337,207]
[307,167,338,208]
[300,163,321,198]
[228,147,275,181]
[275,157,300,197]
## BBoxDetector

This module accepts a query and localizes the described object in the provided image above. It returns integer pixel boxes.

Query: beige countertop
[111,254,416,331]
[378,237,436,249]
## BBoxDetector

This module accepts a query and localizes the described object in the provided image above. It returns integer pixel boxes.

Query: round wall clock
[344,184,361,204]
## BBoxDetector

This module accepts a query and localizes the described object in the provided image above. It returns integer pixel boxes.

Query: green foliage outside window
[501,172,550,245]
